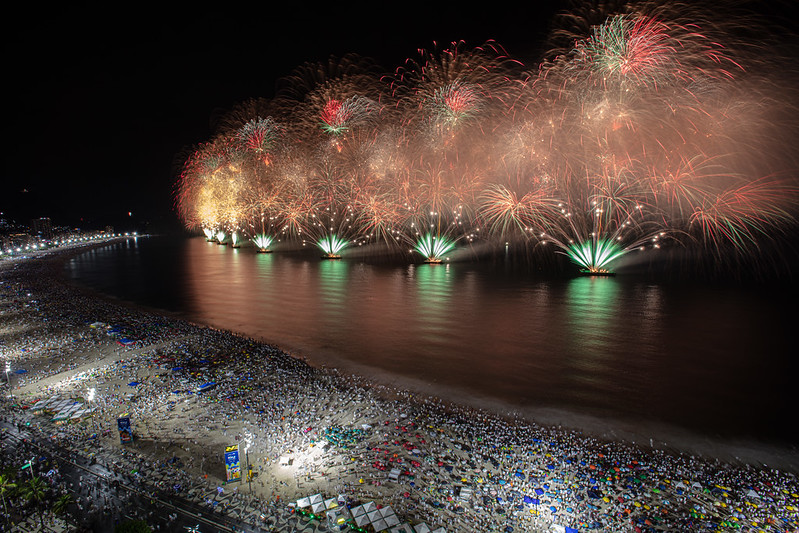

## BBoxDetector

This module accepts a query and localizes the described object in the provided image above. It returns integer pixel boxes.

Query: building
[29,217,53,240]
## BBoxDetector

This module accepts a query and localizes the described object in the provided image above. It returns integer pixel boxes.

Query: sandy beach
[1,239,798,532]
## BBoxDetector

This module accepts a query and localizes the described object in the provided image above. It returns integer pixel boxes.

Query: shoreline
[3,240,799,532]
[60,236,799,473]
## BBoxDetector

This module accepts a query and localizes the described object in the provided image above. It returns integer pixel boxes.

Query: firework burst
[174,3,799,274]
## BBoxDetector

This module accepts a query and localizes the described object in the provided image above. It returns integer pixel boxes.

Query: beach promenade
[1,241,797,532]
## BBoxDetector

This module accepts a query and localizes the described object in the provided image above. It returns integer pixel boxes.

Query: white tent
[309,493,325,514]
[384,513,400,528]
[372,518,389,531]
[296,497,311,509]
[324,497,339,510]
[390,524,414,533]
[354,512,371,527]
[327,508,350,528]
[413,524,431,533]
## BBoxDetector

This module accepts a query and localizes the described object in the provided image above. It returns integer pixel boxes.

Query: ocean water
[64,235,798,462]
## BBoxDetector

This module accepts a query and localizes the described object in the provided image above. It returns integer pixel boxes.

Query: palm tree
[0,473,17,522]
[52,492,73,516]
[23,476,48,531]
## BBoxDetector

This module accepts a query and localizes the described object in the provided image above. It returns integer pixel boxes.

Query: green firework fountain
[566,238,626,275]
[252,234,274,253]
[317,234,348,259]
[414,233,456,263]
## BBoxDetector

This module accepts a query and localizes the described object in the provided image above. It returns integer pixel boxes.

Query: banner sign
[224,444,241,482]
[117,417,133,444]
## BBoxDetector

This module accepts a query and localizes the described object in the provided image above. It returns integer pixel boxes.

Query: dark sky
[4,2,797,233]
[3,3,564,232]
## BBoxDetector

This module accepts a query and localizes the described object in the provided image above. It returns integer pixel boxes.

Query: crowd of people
[1,241,798,532]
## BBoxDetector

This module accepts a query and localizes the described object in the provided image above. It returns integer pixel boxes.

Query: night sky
[4,2,798,233]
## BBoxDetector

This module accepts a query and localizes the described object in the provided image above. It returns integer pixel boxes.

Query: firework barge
[2,243,797,532]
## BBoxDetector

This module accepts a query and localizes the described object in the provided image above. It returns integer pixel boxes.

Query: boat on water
[579,269,616,276]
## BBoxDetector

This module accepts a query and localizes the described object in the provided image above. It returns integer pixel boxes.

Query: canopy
[197,382,217,393]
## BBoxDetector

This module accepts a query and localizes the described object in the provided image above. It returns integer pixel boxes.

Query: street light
[4,361,11,399]
[87,388,96,429]
[243,430,253,493]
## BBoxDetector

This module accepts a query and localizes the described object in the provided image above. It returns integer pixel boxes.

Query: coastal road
[0,418,278,532]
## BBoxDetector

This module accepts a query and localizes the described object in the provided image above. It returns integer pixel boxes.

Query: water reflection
[565,276,620,356]
[64,236,796,445]
[408,263,454,346]
[318,259,349,307]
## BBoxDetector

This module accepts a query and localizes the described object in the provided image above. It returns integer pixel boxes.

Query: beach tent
[373,518,389,531]
[296,497,310,509]
[324,497,338,510]
[308,493,324,514]
[385,513,401,528]
[51,402,81,421]
[390,524,414,533]
[326,508,350,528]
[353,509,371,528]
[197,382,217,393]
[413,525,431,533]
